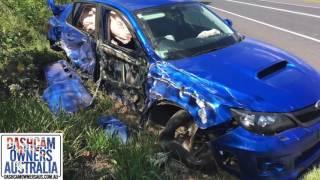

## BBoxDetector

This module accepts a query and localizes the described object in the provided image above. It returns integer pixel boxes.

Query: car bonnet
[168,38,320,113]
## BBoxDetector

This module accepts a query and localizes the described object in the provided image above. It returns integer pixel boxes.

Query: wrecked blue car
[47,0,320,179]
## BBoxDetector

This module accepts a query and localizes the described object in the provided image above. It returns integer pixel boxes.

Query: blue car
[47,0,320,179]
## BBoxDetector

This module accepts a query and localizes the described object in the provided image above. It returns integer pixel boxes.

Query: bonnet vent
[257,61,288,79]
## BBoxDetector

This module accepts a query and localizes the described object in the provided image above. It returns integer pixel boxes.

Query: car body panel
[47,0,320,179]
[90,0,196,11]
[211,122,320,179]
[60,24,96,74]
[169,38,320,113]
[146,61,234,128]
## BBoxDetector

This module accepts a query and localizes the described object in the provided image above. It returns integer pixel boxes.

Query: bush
[0,1,46,63]
[0,0,63,98]
[2,0,50,32]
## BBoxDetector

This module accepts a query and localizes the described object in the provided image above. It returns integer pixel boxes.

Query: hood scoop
[257,60,288,79]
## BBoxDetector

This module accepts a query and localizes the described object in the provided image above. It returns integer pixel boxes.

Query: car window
[68,3,97,36]
[182,6,221,31]
[136,3,239,60]
[67,3,80,25]
[106,11,137,52]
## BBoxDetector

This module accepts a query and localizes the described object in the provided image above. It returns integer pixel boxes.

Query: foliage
[0,0,48,60]
[304,167,320,180]
[0,0,62,98]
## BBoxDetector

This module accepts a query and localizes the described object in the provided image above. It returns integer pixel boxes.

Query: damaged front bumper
[210,122,320,179]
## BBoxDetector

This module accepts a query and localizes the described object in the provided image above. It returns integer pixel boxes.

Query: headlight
[231,109,296,135]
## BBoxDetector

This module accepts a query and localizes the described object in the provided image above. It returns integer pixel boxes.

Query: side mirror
[237,32,245,40]
[224,19,233,27]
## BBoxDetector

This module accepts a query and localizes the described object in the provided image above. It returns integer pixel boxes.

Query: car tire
[159,109,216,170]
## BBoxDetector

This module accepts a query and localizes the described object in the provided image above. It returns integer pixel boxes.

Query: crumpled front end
[145,61,263,129]
[145,61,320,179]
[211,119,320,179]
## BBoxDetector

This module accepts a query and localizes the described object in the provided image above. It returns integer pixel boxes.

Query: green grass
[304,167,320,180]
[0,97,169,179]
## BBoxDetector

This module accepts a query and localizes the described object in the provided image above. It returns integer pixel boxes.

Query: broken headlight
[231,109,296,135]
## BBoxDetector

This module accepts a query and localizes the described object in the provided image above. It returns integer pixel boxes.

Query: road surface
[208,0,320,69]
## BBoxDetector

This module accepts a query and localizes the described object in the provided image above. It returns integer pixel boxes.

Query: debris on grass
[98,116,130,144]
[43,60,92,113]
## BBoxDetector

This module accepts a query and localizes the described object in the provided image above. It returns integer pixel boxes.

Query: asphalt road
[207,0,320,69]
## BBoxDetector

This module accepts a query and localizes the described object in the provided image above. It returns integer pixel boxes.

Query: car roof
[90,0,197,11]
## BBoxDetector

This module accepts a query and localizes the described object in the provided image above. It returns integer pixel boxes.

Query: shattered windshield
[136,3,240,60]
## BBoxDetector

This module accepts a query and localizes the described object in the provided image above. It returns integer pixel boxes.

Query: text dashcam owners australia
[0,133,63,180]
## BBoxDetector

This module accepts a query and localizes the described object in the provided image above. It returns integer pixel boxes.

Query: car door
[61,2,97,75]
[96,7,149,112]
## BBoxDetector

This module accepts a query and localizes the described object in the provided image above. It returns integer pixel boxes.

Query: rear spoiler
[48,0,65,16]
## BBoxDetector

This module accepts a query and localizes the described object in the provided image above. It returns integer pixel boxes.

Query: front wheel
[159,110,216,170]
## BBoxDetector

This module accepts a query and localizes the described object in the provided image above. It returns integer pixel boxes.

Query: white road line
[254,0,320,9]
[208,6,320,44]
[225,0,320,19]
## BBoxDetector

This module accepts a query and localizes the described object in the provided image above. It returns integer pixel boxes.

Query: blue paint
[47,0,320,178]
[98,116,129,144]
[92,0,196,11]
[169,38,320,113]
[44,60,81,86]
[60,30,96,74]
[48,0,65,16]
[212,124,320,179]
[43,61,92,113]
[43,79,92,113]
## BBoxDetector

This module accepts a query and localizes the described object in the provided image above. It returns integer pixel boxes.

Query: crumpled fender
[145,61,262,129]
